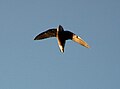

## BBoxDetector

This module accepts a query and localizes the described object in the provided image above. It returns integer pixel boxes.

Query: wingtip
[86,45,90,48]
[82,42,90,48]
[34,37,37,40]
[34,36,39,40]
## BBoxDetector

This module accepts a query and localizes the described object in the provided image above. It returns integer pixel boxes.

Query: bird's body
[34,25,90,53]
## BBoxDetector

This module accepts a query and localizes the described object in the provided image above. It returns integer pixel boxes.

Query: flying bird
[34,25,90,53]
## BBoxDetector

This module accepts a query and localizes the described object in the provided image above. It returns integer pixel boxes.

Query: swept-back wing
[64,31,90,48]
[34,29,57,40]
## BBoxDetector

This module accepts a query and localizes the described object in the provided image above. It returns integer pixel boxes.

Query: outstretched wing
[64,31,90,48]
[34,29,57,40]
[72,34,90,48]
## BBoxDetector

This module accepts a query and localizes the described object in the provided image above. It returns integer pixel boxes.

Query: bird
[34,25,90,53]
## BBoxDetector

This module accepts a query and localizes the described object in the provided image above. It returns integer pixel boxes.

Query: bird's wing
[65,31,90,48]
[34,29,57,40]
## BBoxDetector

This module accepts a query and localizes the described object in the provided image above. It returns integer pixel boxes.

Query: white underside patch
[59,45,64,53]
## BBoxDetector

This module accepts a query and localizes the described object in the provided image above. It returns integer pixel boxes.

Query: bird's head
[57,25,64,32]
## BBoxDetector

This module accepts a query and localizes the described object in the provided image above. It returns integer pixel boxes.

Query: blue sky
[0,0,120,89]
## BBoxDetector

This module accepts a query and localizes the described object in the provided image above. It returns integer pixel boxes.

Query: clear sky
[0,0,120,89]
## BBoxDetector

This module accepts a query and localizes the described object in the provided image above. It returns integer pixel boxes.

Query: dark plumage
[34,25,90,53]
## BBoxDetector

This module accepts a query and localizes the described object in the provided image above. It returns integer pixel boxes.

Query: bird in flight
[34,25,90,53]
